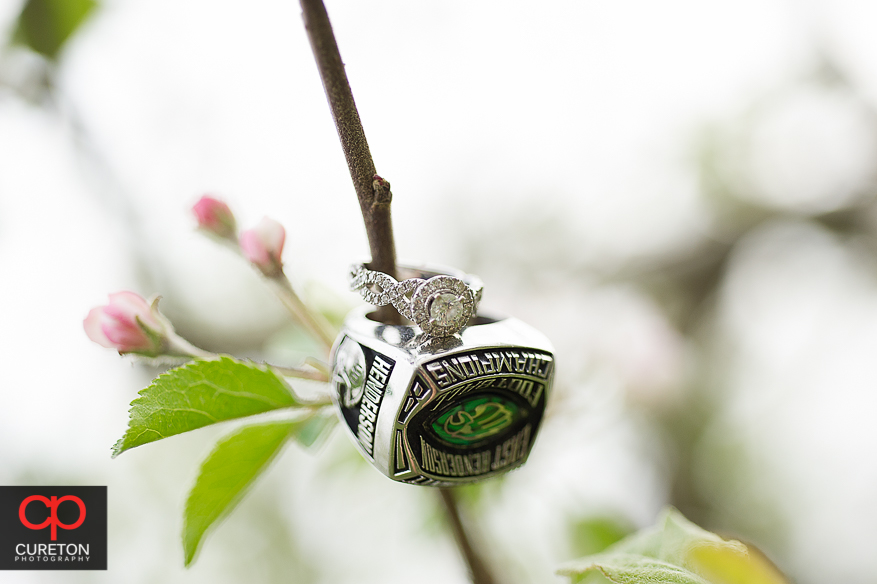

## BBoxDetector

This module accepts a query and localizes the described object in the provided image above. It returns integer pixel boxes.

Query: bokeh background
[2,0,877,582]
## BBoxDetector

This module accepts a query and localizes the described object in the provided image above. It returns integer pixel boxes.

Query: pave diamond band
[349,263,484,337]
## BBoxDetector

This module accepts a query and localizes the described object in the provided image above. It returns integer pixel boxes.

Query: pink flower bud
[193,195,237,239]
[83,291,167,355]
[239,217,286,277]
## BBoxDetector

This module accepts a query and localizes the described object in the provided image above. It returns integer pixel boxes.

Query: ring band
[349,263,484,338]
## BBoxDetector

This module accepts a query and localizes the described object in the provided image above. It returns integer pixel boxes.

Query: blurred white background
[2,0,877,582]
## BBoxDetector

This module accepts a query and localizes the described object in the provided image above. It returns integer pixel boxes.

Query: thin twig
[299,5,499,583]
[439,488,499,584]
[268,276,337,352]
[197,232,337,352]
[299,0,400,324]
[165,335,329,382]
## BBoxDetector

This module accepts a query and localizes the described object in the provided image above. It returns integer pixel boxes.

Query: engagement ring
[349,263,484,338]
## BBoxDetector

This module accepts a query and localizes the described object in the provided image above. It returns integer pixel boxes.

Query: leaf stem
[268,275,337,353]
[304,356,331,376]
[166,333,215,360]
[269,363,329,383]
[299,0,400,324]
[295,399,334,409]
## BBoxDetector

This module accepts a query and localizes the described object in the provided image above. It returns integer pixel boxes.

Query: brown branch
[439,488,500,584]
[299,5,498,583]
[299,0,399,326]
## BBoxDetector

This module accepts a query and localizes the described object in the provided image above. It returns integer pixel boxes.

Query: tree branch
[299,0,399,325]
[299,5,499,583]
[439,488,499,584]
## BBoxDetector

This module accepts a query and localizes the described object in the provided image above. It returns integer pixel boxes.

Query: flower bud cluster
[192,196,286,277]
[85,197,292,357]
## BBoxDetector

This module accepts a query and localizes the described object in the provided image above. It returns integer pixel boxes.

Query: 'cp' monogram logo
[19,496,86,541]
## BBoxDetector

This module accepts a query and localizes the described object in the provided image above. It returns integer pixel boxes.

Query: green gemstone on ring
[431,395,521,445]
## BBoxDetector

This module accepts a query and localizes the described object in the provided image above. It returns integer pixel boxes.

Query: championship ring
[332,264,555,486]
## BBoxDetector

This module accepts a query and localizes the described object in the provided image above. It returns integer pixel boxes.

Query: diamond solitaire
[429,293,464,328]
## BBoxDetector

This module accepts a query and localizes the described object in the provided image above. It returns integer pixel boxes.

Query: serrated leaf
[607,508,747,567]
[182,420,295,566]
[559,508,789,584]
[11,0,97,60]
[113,356,299,457]
[561,554,710,584]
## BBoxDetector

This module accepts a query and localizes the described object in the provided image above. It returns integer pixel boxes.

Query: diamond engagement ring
[349,263,484,338]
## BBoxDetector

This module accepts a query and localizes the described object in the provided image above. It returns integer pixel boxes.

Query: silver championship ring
[332,264,555,486]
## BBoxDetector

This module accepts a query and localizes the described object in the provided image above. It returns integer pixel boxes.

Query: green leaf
[112,356,299,457]
[562,554,710,584]
[558,508,789,584]
[688,545,789,584]
[182,420,295,566]
[11,0,97,60]
[605,507,747,567]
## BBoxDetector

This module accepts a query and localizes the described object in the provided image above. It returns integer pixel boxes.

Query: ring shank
[361,263,484,298]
